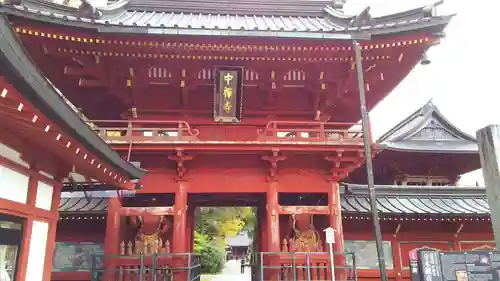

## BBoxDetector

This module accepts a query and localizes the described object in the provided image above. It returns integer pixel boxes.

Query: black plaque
[213,66,243,123]
[418,249,444,281]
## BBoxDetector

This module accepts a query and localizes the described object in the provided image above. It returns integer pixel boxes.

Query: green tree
[194,231,225,274]
[193,207,257,273]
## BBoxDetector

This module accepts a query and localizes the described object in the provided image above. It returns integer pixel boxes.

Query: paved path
[211,260,251,281]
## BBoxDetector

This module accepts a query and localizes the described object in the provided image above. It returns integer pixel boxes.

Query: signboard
[410,249,420,281]
[323,227,336,281]
[324,227,335,244]
[439,251,500,281]
[418,250,444,281]
[213,66,243,123]
[416,250,500,281]
[52,242,104,272]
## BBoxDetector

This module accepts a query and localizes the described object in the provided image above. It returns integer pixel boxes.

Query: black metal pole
[352,40,388,281]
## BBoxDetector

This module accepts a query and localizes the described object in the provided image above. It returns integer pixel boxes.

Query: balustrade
[88,119,364,145]
[252,252,356,281]
[256,121,363,143]
[89,120,200,143]
[91,240,199,281]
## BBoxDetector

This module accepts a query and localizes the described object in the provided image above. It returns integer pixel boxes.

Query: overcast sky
[342,0,499,186]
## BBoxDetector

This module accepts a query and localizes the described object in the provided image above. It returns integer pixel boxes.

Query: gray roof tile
[377,101,479,153]
[342,184,490,215]
[0,0,453,37]
[59,185,491,216]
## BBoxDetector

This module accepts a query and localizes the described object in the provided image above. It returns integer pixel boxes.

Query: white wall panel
[35,181,53,210]
[0,165,29,204]
[25,220,49,281]
[0,143,29,168]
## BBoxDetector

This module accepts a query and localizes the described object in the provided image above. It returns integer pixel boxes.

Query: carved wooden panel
[196,68,259,83]
[399,242,451,268]
[244,69,259,82]
[148,67,173,84]
[410,120,459,141]
[459,241,495,251]
[284,69,306,82]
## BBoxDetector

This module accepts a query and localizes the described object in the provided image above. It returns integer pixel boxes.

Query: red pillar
[16,168,38,281]
[104,197,122,255]
[258,205,267,252]
[172,184,188,281]
[103,197,121,281]
[266,182,280,252]
[266,182,280,281]
[42,183,62,281]
[173,184,188,253]
[187,205,196,252]
[329,182,345,280]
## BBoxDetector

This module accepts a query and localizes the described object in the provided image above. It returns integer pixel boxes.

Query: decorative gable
[407,120,462,141]
[375,101,478,153]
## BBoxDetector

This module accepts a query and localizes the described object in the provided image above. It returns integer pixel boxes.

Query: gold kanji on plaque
[223,72,234,85]
[223,100,232,113]
[223,87,233,99]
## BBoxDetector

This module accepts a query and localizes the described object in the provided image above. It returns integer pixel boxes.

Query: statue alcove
[123,214,173,254]
[280,214,329,252]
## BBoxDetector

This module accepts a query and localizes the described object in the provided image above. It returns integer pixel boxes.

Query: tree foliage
[194,232,225,274]
[195,207,256,242]
[194,207,257,274]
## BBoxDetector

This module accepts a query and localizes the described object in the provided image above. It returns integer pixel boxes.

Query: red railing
[88,120,200,142]
[256,121,363,143]
[88,120,364,145]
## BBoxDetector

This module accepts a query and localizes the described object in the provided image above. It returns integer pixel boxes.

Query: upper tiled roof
[0,0,453,38]
[376,101,478,153]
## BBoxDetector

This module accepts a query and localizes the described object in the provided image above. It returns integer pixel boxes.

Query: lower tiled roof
[59,185,490,216]
[59,197,109,214]
[342,184,489,215]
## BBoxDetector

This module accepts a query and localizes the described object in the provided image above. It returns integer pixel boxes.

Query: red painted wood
[266,182,280,252]
[104,197,121,255]
[173,184,188,253]
[43,183,62,281]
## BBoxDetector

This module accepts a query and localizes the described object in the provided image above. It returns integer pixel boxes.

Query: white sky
[342,0,500,186]
[83,0,497,185]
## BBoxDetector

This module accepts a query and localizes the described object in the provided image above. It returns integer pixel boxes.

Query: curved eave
[0,4,452,39]
[58,197,109,214]
[341,184,490,216]
[379,142,479,154]
[0,15,146,180]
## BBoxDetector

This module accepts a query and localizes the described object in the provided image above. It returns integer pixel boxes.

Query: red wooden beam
[78,78,107,87]
[0,197,57,221]
[278,205,330,215]
[119,206,174,216]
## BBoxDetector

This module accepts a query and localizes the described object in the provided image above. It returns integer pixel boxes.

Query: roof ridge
[343,183,487,197]
[377,101,477,145]
[124,0,333,16]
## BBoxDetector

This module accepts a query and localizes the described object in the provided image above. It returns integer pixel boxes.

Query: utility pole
[477,125,500,246]
[353,40,388,281]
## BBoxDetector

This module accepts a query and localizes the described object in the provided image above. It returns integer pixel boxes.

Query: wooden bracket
[168,148,193,181]
[325,151,364,181]
[261,149,287,181]
[393,223,402,238]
